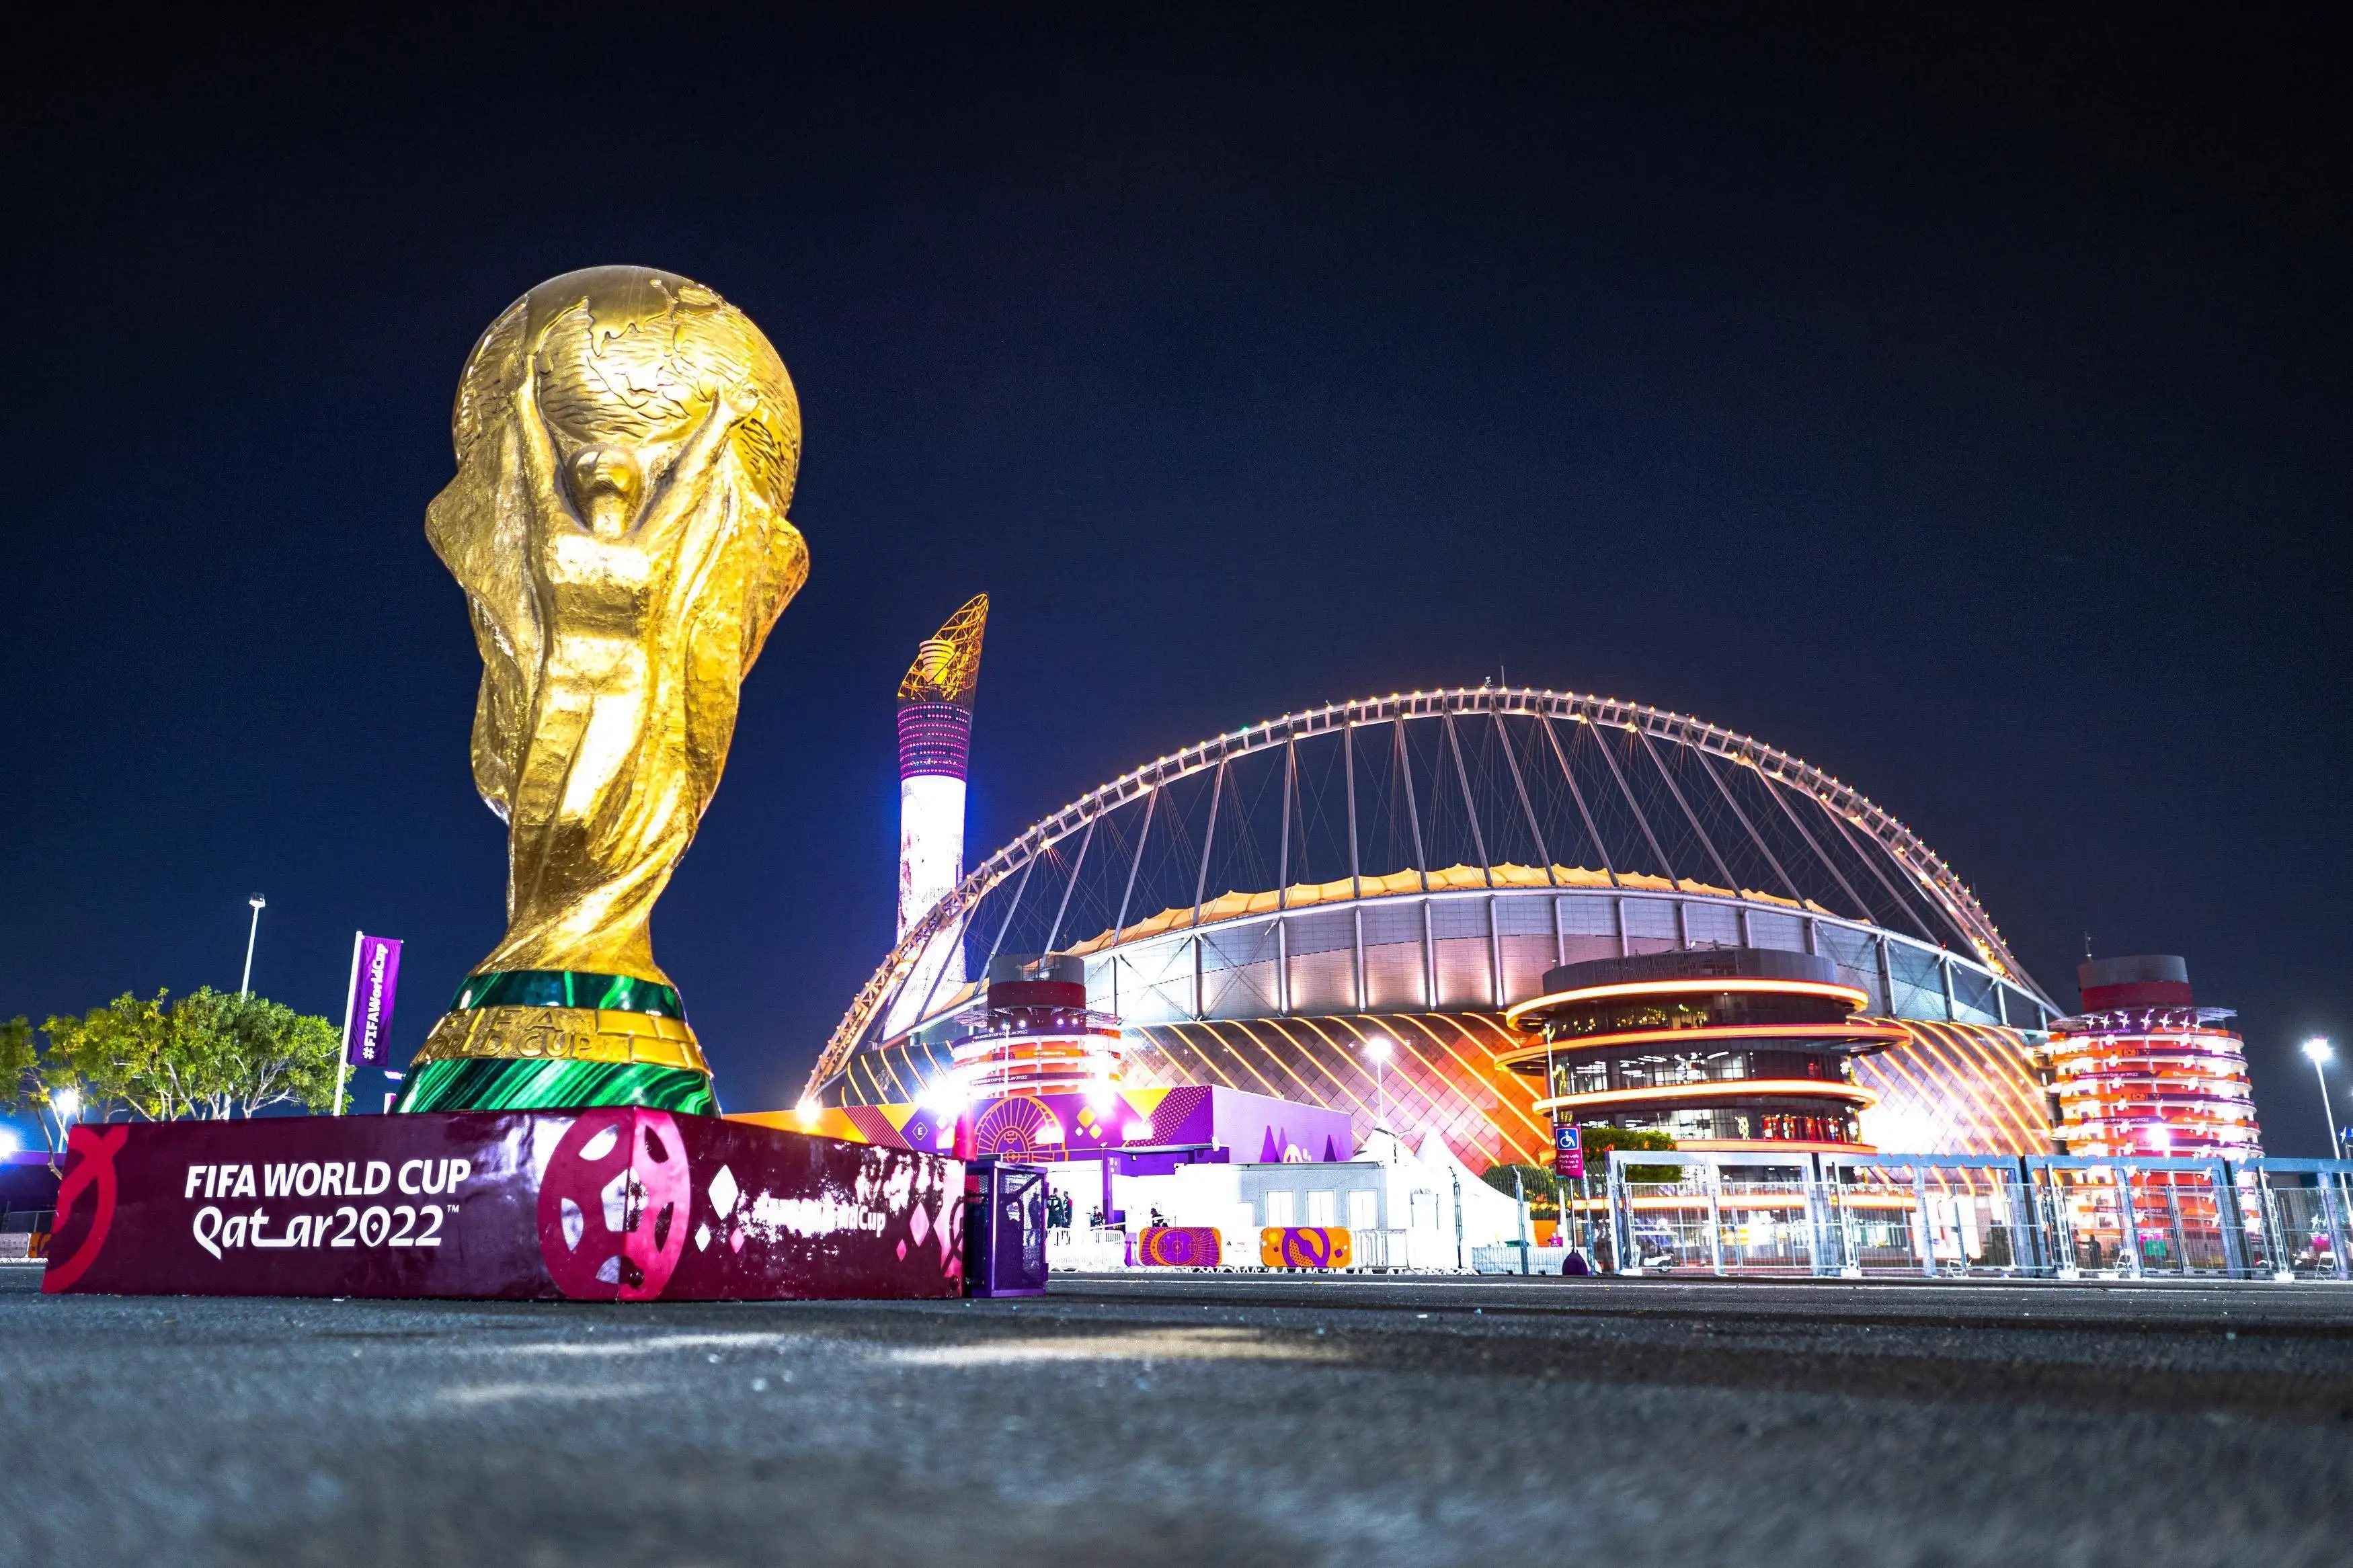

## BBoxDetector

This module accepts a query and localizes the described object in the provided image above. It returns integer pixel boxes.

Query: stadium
[804,686,2062,1170]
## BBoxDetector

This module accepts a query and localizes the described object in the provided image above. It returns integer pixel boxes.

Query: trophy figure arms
[480,322,796,985]
[637,376,762,547]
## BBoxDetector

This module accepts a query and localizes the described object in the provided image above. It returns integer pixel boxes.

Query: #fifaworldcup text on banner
[343,933,403,1069]
[334,932,404,1116]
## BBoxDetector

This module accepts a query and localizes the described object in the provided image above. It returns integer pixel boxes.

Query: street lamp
[51,1087,81,1154]
[2303,1039,2342,1161]
[240,893,267,997]
[1363,1034,1392,1133]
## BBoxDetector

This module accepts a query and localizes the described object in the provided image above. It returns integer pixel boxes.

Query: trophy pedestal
[395,970,717,1115]
[40,1110,961,1302]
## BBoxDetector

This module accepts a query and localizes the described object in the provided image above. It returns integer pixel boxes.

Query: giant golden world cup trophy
[396,267,807,1114]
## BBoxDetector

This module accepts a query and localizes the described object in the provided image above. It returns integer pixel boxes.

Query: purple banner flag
[342,934,403,1069]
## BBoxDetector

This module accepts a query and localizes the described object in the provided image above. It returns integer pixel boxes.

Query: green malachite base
[450,970,684,1017]
[394,1058,718,1116]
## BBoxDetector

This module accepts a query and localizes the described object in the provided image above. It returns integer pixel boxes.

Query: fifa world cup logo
[400,267,807,1115]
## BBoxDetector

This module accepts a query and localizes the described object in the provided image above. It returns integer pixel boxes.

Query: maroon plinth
[40,1111,963,1302]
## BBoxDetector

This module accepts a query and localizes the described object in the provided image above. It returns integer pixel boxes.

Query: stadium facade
[808,686,2063,1171]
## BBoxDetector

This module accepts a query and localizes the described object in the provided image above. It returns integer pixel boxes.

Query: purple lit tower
[893,595,988,1020]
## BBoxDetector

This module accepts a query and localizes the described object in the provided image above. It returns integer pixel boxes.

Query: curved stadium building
[806,687,2063,1169]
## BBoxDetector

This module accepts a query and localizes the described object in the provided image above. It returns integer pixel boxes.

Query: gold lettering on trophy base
[413,1006,707,1075]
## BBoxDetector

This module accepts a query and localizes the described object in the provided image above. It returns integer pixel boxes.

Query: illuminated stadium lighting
[794,1097,822,1129]
[1493,1020,1908,1067]
[2305,1038,2342,1161]
[1534,1080,1879,1112]
[1503,975,1875,1026]
[808,684,2075,1168]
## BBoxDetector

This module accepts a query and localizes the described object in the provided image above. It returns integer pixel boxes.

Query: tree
[1580,1125,1681,1184]
[35,988,346,1124]
[41,991,170,1124]
[1483,1126,1683,1212]
[199,989,344,1117]
[3,1015,44,1147]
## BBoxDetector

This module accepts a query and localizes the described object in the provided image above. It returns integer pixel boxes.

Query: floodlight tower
[896,595,989,997]
[2304,1039,2342,1161]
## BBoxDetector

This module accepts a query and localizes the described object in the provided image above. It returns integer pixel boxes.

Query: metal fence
[1601,1150,2353,1281]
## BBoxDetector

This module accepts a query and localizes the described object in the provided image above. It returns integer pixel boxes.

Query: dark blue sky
[4,6,2346,1149]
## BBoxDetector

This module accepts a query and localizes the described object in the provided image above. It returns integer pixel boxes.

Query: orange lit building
[945,953,1124,1100]
[1501,948,1903,1152]
[2044,956,2262,1158]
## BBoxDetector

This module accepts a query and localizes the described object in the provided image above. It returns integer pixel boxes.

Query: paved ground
[5,1266,2352,1567]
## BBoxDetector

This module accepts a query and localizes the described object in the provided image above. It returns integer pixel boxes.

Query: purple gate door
[964,1159,1047,1297]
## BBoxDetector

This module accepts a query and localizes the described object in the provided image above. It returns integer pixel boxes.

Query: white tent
[1404,1128,1527,1249]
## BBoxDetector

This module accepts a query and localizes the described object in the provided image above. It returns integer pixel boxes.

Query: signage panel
[40,1111,962,1302]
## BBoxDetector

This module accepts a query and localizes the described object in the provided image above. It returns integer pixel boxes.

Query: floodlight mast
[240,893,267,997]
[2303,1039,2342,1161]
[50,1086,83,1154]
[1364,1034,1392,1134]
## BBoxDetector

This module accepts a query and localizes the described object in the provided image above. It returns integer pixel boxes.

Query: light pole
[240,894,266,997]
[2303,1039,2342,1161]
[1363,1034,1392,1136]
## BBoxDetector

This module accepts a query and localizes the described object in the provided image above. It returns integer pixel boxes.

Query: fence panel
[2120,1165,2234,1277]
[1615,1181,1720,1274]
[2248,1168,2352,1280]
[1715,1180,1817,1274]
[1606,1151,2353,1282]
[2032,1163,2137,1277]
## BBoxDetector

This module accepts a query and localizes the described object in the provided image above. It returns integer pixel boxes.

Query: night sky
[5,7,2346,1149]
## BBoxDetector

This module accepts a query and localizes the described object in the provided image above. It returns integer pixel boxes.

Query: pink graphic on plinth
[536,1109,692,1301]
[41,1124,129,1293]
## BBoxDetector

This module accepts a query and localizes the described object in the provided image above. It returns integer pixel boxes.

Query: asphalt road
[5,1266,2352,1567]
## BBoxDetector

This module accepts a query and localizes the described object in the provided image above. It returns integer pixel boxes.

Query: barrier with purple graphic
[40,1111,961,1302]
[1260,1227,1351,1270]
[1135,1226,1223,1267]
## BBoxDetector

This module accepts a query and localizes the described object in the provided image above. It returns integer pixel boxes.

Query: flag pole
[334,930,362,1117]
